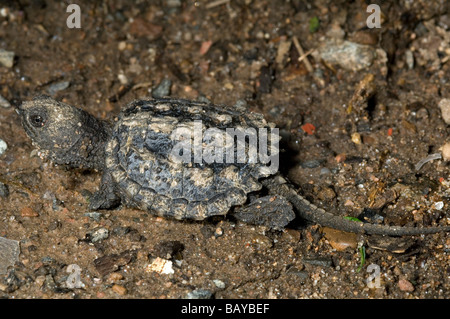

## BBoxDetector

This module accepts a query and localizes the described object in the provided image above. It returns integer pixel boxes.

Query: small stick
[297,48,315,64]
[0,176,38,198]
[206,0,230,9]
[292,36,313,73]
[132,82,152,91]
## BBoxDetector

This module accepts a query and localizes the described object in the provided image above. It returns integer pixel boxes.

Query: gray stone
[0,182,9,198]
[319,40,375,71]
[0,237,20,275]
[152,78,172,98]
[213,279,226,289]
[47,81,70,95]
[303,256,333,268]
[185,288,213,299]
[84,212,103,222]
[90,228,109,243]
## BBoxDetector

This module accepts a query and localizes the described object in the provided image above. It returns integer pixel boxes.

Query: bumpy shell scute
[106,98,278,220]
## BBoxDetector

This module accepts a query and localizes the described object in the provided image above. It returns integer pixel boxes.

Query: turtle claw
[88,173,121,210]
[88,190,120,210]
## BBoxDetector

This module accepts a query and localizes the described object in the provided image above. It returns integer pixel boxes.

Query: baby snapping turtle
[18,95,291,227]
[18,96,450,235]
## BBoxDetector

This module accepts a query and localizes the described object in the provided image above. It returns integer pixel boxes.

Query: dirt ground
[0,0,449,299]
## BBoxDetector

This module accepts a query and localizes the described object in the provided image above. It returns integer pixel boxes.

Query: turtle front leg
[89,172,121,210]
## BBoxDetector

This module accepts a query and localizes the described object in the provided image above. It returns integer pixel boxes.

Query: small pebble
[0,236,20,275]
[111,284,127,295]
[185,289,213,299]
[90,228,109,243]
[166,0,182,8]
[224,82,234,90]
[108,272,124,282]
[41,256,56,264]
[51,197,64,211]
[152,78,172,98]
[0,95,11,108]
[287,267,309,281]
[433,201,444,210]
[145,257,174,275]
[234,99,247,111]
[318,40,375,71]
[351,132,362,144]
[441,142,450,161]
[84,212,103,222]
[47,81,70,95]
[44,274,58,292]
[0,139,7,156]
[118,41,127,51]
[34,275,46,288]
[117,73,128,85]
[199,40,213,55]
[303,256,333,268]
[398,279,414,292]
[0,49,14,68]
[213,279,226,289]
[438,98,450,125]
[335,154,346,163]
[0,8,9,18]
[0,182,9,198]
[405,50,414,70]
[322,227,358,251]
[214,227,223,237]
[300,159,323,168]
[21,207,39,217]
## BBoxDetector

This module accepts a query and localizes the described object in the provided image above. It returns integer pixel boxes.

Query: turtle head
[18,95,110,170]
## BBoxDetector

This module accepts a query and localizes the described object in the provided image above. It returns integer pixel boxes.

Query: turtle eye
[29,113,47,128]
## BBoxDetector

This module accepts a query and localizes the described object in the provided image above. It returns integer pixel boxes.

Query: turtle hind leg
[88,172,121,210]
[232,194,296,230]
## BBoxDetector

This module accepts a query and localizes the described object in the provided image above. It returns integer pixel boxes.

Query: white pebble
[0,95,10,108]
[145,257,174,275]
[213,279,226,289]
[0,8,9,17]
[0,139,7,156]
[0,49,14,68]
[405,50,414,69]
[117,73,128,85]
[118,41,127,51]
[441,142,450,161]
